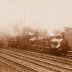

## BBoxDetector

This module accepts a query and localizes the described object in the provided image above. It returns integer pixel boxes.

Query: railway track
[0,57,36,72]
[67,51,72,59]
[0,49,58,72]
[0,48,72,72]
[24,50,72,62]
[3,48,72,63]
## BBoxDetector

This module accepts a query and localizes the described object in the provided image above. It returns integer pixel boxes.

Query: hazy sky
[0,0,72,35]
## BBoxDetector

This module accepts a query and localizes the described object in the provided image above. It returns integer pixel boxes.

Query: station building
[64,27,72,49]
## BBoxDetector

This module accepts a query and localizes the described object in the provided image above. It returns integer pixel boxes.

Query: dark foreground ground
[0,56,36,72]
[0,61,20,72]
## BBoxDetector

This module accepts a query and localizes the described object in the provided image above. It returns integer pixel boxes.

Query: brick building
[64,27,72,49]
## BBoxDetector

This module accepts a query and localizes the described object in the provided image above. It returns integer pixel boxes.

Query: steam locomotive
[50,36,69,56]
[28,35,70,56]
[8,35,70,56]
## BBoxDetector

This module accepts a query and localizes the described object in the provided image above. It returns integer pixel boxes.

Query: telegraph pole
[24,7,25,26]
